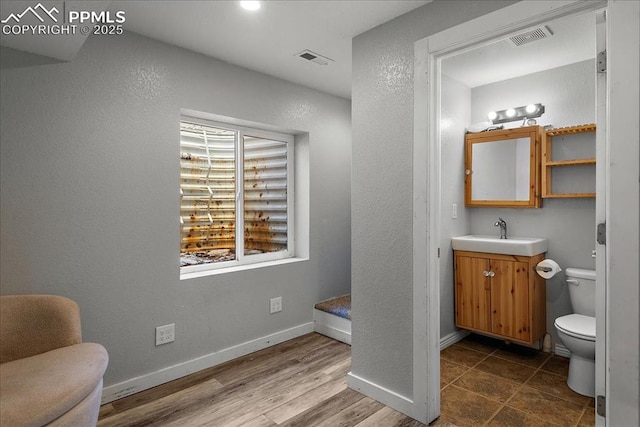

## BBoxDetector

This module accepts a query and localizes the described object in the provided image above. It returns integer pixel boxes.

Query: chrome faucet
[494,217,507,239]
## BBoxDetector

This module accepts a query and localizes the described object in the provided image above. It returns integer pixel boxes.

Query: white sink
[451,235,548,256]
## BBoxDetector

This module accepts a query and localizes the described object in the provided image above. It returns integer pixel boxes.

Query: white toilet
[554,267,596,397]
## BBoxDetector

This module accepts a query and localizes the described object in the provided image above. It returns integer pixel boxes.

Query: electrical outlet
[270,297,282,314]
[155,323,175,346]
[452,203,458,219]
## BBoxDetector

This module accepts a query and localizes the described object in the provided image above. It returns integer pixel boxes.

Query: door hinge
[597,222,606,245]
[596,395,606,417]
[597,50,607,73]
[438,248,441,258]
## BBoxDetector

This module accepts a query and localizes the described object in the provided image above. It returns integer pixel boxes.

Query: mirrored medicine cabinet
[464,125,542,208]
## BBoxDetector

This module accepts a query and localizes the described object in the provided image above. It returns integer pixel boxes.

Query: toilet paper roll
[535,259,562,279]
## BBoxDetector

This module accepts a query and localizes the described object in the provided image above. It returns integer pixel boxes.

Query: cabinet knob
[488,271,495,277]
[483,270,496,277]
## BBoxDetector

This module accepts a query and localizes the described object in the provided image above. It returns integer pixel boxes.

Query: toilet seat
[555,314,596,341]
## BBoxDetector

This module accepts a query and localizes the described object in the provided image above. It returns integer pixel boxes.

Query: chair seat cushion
[0,343,108,426]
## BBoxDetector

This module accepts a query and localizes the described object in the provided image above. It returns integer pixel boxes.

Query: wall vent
[507,26,553,47]
[295,49,334,66]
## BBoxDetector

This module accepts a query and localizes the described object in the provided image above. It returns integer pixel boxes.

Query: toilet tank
[566,268,596,317]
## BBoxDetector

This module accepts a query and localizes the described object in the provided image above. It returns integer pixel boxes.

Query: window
[179,117,294,274]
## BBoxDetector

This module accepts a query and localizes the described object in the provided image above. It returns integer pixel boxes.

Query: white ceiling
[109,0,431,99]
[443,10,595,88]
[1,1,595,97]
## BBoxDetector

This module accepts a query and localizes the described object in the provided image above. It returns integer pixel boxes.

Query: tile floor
[434,333,595,427]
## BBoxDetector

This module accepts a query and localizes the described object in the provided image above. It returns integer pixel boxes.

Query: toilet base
[567,353,595,397]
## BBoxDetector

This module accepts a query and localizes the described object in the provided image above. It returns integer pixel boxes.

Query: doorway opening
[412,1,608,424]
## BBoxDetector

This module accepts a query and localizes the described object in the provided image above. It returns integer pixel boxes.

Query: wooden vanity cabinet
[454,250,546,345]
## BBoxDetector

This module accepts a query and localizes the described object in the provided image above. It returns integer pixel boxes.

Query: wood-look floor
[98,333,428,427]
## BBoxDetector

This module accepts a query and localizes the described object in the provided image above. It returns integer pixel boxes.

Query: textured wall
[469,60,596,346]
[351,0,518,399]
[0,32,351,386]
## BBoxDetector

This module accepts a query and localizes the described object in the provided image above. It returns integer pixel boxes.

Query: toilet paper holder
[534,259,562,279]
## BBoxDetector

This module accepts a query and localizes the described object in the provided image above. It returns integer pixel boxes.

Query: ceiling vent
[295,49,334,66]
[507,26,553,47]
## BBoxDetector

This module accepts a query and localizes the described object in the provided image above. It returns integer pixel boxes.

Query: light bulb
[506,108,516,118]
[526,104,537,114]
[487,111,498,121]
[240,1,261,11]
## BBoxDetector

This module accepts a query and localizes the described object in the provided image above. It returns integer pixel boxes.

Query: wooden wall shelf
[542,124,596,198]
[545,124,596,136]
[545,158,595,167]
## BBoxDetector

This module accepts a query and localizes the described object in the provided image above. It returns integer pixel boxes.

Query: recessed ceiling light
[240,1,261,11]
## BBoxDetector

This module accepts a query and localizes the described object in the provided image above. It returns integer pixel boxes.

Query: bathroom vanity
[452,236,548,346]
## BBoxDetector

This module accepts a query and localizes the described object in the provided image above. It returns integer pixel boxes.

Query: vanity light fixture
[240,1,261,11]
[487,103,545,124]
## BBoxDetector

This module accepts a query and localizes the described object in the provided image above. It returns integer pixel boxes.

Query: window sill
[180,257,309,281]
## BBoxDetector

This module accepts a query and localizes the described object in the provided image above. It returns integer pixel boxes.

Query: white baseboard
[344,330,469,420]
[347,372,414,418]
[554,343,571,358]
[313,309,351,345]
[101,322,315,404]
[440,329,470,350]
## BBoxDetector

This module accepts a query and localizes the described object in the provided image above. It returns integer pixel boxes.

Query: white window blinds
[243,136,289,255]
[180,122,236,262]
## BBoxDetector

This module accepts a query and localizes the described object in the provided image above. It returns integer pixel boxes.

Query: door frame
[594,9,607,426]
[412,1,607,423]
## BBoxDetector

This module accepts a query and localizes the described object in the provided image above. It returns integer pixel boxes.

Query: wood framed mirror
[464,125,542,208]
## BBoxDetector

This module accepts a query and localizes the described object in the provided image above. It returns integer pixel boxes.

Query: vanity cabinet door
[491,259,530,342]
[454,251,545,346]
[455,254,492,333]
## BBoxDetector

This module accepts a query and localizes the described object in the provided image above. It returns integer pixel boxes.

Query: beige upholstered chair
[0,295,108,426]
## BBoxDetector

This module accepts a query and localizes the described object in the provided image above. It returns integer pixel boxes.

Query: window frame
[179,116,295,276]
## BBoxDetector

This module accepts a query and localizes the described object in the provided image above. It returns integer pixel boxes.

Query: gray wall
[0,32,351,387]
[468,60,596,346]
[439,75,471,337]
[351,0,518,399]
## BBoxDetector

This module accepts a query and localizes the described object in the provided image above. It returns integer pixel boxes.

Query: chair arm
[0,295,82,363]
